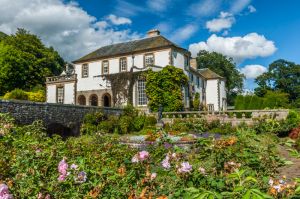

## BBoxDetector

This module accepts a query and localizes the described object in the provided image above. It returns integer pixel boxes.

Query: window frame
[137,79,147,106]
[81,63,89,78]
[56,86,64,104]
[119,57,127,72]
[102,60,109,75]
[144,53,155,67]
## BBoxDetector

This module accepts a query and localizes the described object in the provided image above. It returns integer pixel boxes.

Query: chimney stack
[147,29,160,37]
[190,58,197,69]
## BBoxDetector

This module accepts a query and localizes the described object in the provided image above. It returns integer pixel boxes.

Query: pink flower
[150,173,157,180]
[58,158,68,176]
[178,162,193,173]
[131,151,149,163]
[37,193,43,199]
[58,174,66,181]
[0,184,13,199]
[161,156,171,169]
[198,167,206,175]
[138,151,149,161]
[45,194,51,199]
[70,164,78,170]
[57,158,69,181]
[131,155,139,163]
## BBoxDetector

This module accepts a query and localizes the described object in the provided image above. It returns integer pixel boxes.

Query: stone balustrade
[46,74,77,83]
[159,109,289,126]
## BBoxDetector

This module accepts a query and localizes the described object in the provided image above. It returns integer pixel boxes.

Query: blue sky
[0,0,299,90]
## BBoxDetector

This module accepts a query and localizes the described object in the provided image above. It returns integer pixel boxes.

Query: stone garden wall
[0,99,122,136]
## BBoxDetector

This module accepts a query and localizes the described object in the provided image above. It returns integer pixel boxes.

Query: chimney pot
[147,29,160,37]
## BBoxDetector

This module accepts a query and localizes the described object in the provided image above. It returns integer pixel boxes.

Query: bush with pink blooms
[1,113,300,198]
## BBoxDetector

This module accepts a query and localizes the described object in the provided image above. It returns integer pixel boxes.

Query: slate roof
[73,35,190,63]
[198,68,224,79]
[189,67,224,80]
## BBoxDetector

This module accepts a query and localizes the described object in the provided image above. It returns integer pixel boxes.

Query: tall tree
[0,29,64,95]
[196,50,245,105]
[255,59,300,106]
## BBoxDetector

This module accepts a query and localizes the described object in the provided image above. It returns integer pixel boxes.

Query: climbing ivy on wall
[102,68,144,106]
[145,65,188,112]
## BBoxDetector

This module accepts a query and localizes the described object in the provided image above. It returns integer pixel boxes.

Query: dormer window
[82,64,89,78]
[144,53,154,67]
[120,57,127,72]
[102,60,109,74]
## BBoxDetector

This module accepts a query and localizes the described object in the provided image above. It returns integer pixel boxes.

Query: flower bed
[1,113,300,198]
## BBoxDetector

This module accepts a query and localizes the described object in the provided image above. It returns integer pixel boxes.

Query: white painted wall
[206,79,219,111]
[64,83,75,104]
[172,50,186,71]
[47,85,56,103]
[75,49,171,92]
[219,80,227,110]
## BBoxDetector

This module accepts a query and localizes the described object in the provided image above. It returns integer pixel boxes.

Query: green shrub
[98,115,119,134]
[122,104,138,117]
[119,115,133,134]
[83,111,105,126]
[27,90,45,102]
[144,116,157,127]
[193,92,200,111]
[3,88,28,100]
[132,115,146,131]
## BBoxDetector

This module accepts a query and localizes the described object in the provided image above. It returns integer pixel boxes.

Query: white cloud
[189,33,277,63]
[114,0,145,17]
[147,0,171,12]
[206,12,235,32]
[0,0,140,61]
[248,5,256,13]
[106,14,131,25]
[170,24,198,43]
[241,65,267,79]
[188,0,221,17]
[230,0,251,13]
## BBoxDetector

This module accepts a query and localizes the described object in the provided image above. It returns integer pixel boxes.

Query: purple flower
[164,142,172,149]
[161,155,171,169]
[138,151,149,161]
[178,162,193,173]
[75,171,87,183]
[0,184,13,199]
[70,164,78,170]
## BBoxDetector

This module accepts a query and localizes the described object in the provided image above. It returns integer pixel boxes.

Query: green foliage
[0,28,64,95]
[0,31,7,41]
[196,50,245,105]
[1,117,287,198]
[3,88,28,100]
[3,88,46,102]
[235,91,289,110]
[255,59,300,107]
[146,65,188,112]
[193,92,201,111]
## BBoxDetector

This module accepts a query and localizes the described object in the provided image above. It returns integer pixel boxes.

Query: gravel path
[277,145,300,180]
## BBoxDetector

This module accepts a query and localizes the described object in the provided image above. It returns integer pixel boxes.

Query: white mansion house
[46,30,227,111]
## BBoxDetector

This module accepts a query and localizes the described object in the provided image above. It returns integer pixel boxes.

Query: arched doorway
[102,93,111,107]
[89,94,98,106]
[78,95,86,105]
